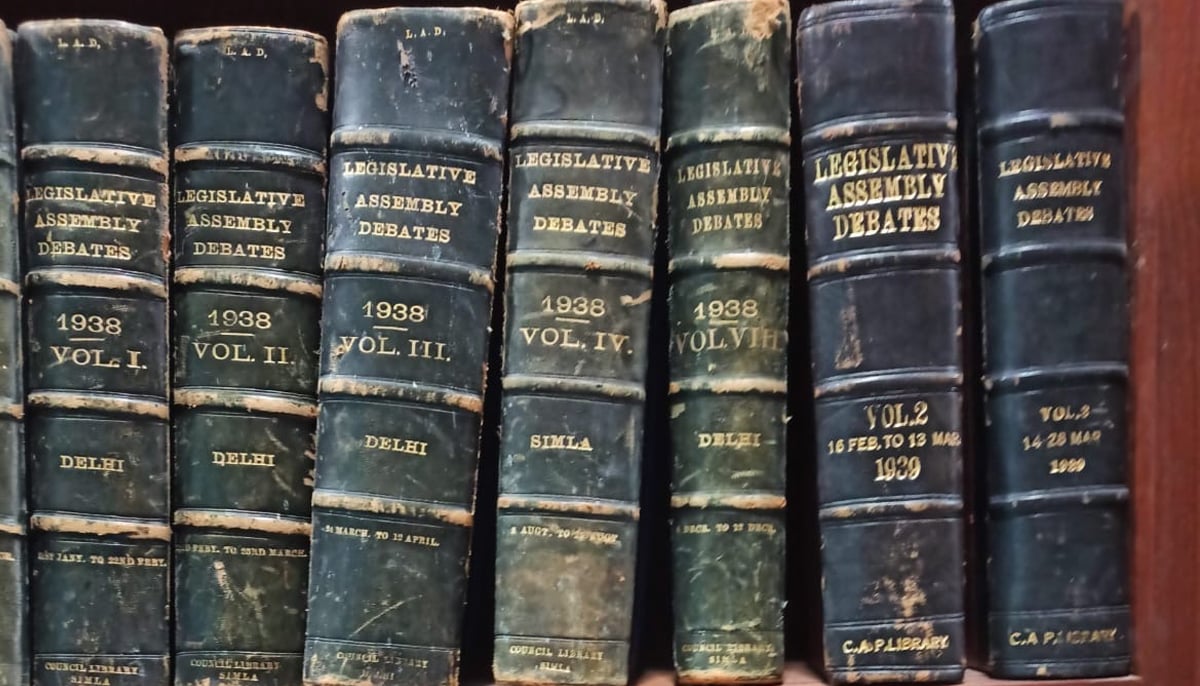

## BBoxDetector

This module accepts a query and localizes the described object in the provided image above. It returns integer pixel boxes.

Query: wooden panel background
[1123,0,1200,683]
[1,0,1197,683]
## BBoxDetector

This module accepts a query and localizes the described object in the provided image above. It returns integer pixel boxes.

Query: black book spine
[663,0,790,682]
[0,24,26,686]
[976,0,1130,678]
[16,20,171,686]
[796,1,965,682]
[304,9,512,686]
[171,28,329,686]
[493,1,664,684]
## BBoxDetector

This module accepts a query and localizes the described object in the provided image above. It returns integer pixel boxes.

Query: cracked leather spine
[796,1,965,682]
[304,9,513,686]
[493,1,664,684]
[0,24,25,686]
[664,0,789,682]
[171,28,329,686]
[17,20,171,686]
[976,0,1130,678]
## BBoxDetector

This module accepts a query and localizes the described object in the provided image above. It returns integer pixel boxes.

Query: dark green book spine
[796,1,965,682]
[16,20,170,686]
[304,9,512,686]
[976,0,1130,678]
[664,0,790,682]
[0,24,26,686]
[493,1,664,684]
[171,28,329,686]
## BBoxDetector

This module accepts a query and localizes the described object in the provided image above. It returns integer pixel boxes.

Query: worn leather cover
[796,1,965,682]
[664,1,789,682]
[493,1,664,684]
[0,24,25,686]
[171,27,329,686]
[304,9,512,686]
[16,19,170,686]
[976,0,1130,678]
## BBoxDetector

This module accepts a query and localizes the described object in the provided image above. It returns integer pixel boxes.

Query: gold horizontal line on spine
[0,521,25,536]
[983,361,1128,389]
[0,403,24,420]
[800,114,957,147]
[312,490,473,527]
[31,513,171,540]
[978,109,1124,137]
[331,126,504,162]
[506,250,654,277]
[173,510,312,537]
[496,495,640,520]
[670,494,787,510]
[318,376,483,414]
[28,391,169,419]
[502,373,646,401]
[820,496,963,520]
[324,253,495,293]
[175,24,329,46]
[0,278,20,296]
[806,247,962,282]
[669,252,790,273]
[22,143,168,176]
[509,121,662,150]
[669,377,787,395]
[173,267,322,298]
[173,142,327,174]
[26,269,168,299]
[814,369,963,399]
[666,125,791,151]
[306,639,463,656]
[173,389,316,418]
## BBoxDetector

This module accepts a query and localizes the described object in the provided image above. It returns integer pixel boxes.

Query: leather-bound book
[17,20,171,686]
[0,23,25,686]
[796,1,966,682]
[304,9,512,686]
[976,0,1130,677]
[171,27,329,686]
[493,1,665,684]
[664,0,790,682]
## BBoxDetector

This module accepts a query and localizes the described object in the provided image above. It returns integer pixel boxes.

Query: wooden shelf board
[635,663,1143,686]
[962,669,1143,686]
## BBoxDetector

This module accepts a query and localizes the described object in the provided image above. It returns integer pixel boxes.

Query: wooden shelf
[0,0,1195,684]
[635,663,1143,686]
[962,670,1142,686]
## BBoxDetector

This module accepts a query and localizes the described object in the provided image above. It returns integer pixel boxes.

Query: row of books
[0,0,1130,685]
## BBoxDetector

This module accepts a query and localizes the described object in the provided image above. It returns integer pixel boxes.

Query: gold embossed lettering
[184,213,292,233]
[529,434,593,452]
[696,432,762,449]
[514,151,652,175]
[526,183,637,208]
[840,634,951,655]
[364,434,429,456]
[211,451,276,468]
[177,189,303,207]
[192,241,284,261]
[341,160,476,185]
[191,341,256,364]
[58,454,125,473]
[51,346,145,370]
[353,193,462,216]
[356,221,450,243]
